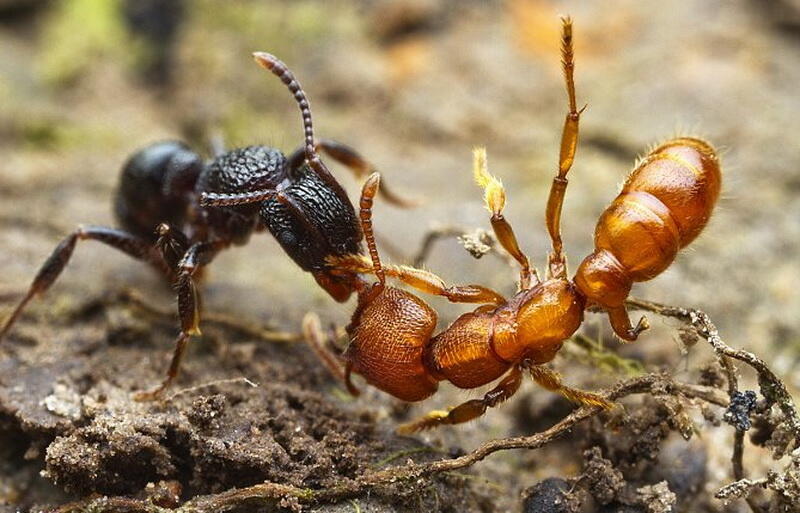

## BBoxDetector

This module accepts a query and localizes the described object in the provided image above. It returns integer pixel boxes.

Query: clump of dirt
[0,292,489,511]
[44,384,377,495]
[521,394,714,512]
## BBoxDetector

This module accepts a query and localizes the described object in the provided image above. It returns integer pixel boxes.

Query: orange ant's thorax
[421,278,585,391]
[491,278,586,364]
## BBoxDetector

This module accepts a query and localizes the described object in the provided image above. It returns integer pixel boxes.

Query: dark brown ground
[1,1,799,512]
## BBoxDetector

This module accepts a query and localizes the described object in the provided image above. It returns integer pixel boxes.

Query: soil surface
[1,1,799,512]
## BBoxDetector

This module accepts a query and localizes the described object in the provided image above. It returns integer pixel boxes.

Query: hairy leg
[398,367,523,433]
[301,312,360,396]
[526,363,612,409]
[330,253,505,306]
[134,240,225,400]
[545,17,585,279]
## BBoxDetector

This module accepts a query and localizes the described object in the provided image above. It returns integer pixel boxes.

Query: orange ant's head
[312,270,356,302]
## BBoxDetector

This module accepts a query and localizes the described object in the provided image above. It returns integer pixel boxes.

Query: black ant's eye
[278,230,296,248]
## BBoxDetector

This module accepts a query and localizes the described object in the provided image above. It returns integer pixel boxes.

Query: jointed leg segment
[398,366,523,433]
[0,226,164,343]
[134,240,224,401]
[330,254,505,306]
[301,312,360,396]
[473,147,538,289]
[287,139,417,208]
[545,17,584,279]
[526,363,612,409]
[344,173,506,306]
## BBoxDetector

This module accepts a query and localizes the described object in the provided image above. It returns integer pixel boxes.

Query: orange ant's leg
[607,305,650,342]
[301,312,360,396]
[338,172,505,305]
[526,363,612,409]
[134,241,224,401]
[545,17,584,279]
[287,139,418,208]
[473,147,538,289]
[397,366,523,433]
[0,226,166,344]
[383,264,505,305]
[330,254,505,306]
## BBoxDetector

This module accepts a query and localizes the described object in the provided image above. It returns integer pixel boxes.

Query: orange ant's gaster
[321,17,722,432]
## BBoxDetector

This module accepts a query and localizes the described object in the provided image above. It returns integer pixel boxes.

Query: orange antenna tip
[362,172,381,196]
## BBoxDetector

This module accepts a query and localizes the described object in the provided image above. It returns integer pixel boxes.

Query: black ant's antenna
[253,52,316,165]
[199,189,275,207]
[253,52,349,198]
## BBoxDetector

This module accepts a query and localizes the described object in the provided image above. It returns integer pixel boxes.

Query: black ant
[0,53,406,400]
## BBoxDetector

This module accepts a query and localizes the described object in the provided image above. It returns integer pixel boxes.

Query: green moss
[568,333,646,376]
[189,1,350,60]
[20,118,70,149]
[37,0,135,86]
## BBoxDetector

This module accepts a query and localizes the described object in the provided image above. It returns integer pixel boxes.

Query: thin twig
[165,377,259,402]
[115,289,302,343]
[625,298,800,443]
[625,298,798,513]
[412,224,517,268]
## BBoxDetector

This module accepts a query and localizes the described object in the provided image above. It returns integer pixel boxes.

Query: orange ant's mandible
[323,17,722,432]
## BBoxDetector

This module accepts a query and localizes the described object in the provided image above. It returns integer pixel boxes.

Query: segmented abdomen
[114,141,200,241]
[594,137,721,282]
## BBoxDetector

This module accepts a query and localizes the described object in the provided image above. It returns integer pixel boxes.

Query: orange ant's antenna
[358,173,386,288]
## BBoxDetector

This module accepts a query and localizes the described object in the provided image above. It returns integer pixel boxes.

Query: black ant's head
[199,52,364,300]
[259,159,362,301]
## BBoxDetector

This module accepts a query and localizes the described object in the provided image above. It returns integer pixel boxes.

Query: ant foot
[631,315,650,337]
[132,384,168,402]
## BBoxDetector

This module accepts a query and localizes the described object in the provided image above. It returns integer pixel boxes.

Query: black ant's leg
[287,140,417,207]
[154,223,190,274]
[398,366,523,433]
[0,226,166,344]
[134,240,226,401]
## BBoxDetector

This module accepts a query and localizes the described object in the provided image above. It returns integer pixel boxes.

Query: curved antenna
[253,52,315,164]
[359,173,386,287]
[200,189,275,207]
[253,51,349,201]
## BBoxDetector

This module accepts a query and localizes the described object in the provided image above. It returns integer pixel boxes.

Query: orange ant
[312,17,722,432]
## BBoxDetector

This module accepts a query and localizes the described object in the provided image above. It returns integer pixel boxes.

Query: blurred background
[0,0,799,509]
